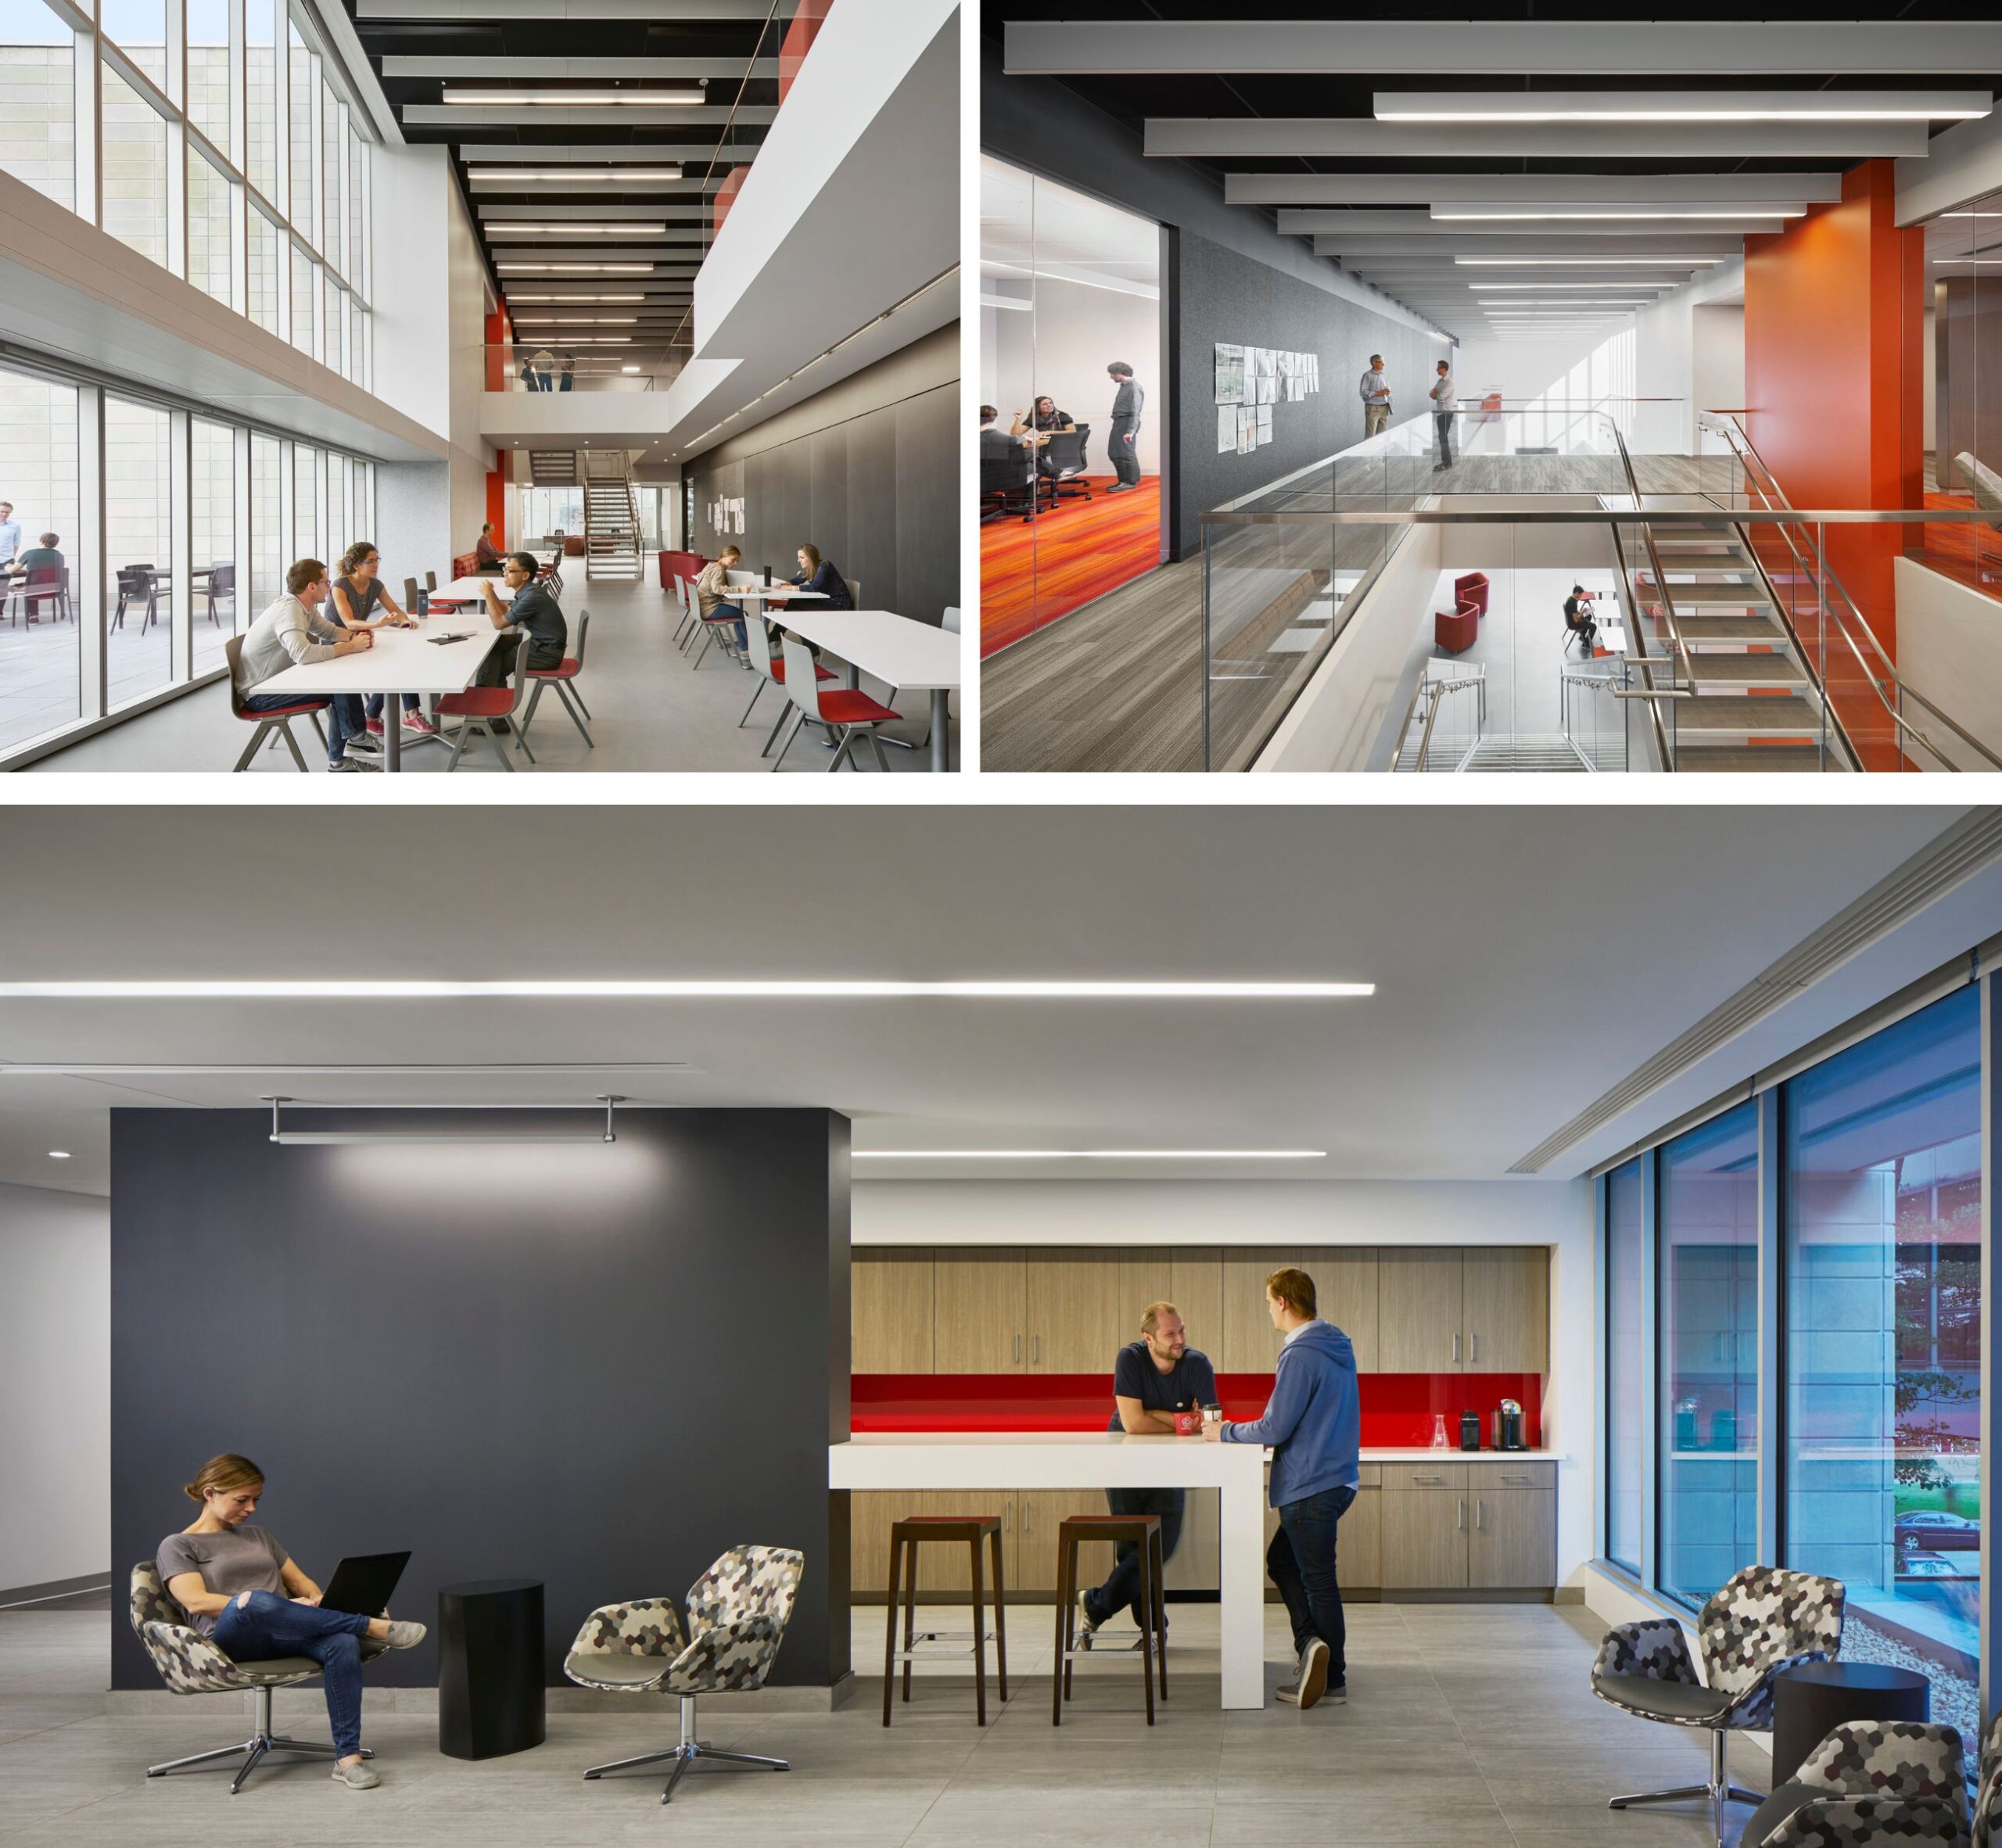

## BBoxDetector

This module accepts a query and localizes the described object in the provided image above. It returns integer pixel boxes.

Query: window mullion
[1980,971,1998,1731]
[1640,1146,1660,1593]
[1756,1088,1781,1570]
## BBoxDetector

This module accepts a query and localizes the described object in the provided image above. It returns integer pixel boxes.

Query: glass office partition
[1659,1101,1760,1609]
[1918,189,2002,598]
[978,154,1165,658]
[1784,988,1981,1740]
[102,396,173,709]
[0,363,81,752]
[0,0,77,212]
[1606,1158,1645,1576]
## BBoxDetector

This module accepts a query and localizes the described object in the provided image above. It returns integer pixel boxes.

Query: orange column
[777,0,833,102]
[484,308,510,393]
[1743,158,1923,661]
[486,464,507,549]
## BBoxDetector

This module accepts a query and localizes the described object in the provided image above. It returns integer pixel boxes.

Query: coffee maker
[1490,1399,1525,1451]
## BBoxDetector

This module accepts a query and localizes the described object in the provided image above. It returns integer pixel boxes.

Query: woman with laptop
[158,1453,425,1791]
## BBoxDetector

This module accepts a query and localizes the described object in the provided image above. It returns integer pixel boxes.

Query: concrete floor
[1,1594,1749,1846]
[20,574,957,774]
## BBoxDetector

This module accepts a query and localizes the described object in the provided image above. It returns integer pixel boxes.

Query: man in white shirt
[235,558,381,770]
[0,501,20,572]
[1429,362,1457,472]
[1358,357,1391,439]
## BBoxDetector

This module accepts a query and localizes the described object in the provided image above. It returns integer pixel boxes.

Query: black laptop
[320,1552,411,1619]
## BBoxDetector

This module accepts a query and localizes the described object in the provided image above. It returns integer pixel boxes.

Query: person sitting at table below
[1075,1302,1217,1652]
[1205,1267,1360,1712]
[5,530,62,577]
[694,544,749,651]
[788,544,852,609]
[234,557,380,771]
[474,522,505,571]
[160,1453,426,1790]
[473,551,567,722]
[331,541,436,741]
[1010,396,1073,479]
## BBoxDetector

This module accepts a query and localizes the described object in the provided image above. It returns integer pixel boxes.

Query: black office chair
[1042,425,1093,501]
[205,562,234,628]
[980,454,1053,525]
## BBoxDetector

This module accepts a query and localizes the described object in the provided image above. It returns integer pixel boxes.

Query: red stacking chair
[739,605,834,744]
[225,635,329,772]
[516,609,591,750]
[436,633,535,770]
[770,628,899,771]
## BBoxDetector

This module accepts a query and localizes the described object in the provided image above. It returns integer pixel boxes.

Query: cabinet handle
[1032,1333,1041,1365]
[1476,1497,1486,1531]
[1412,1473,1444,1485]
[1003,1504,1012,1531]
[1014,1333,1022,1364]
[1452,1331,1462,1364]
[1457,1497,1466,1531]
[1023,1502,1031,1534]
[1501,1473,1532,1486]
[1471,1333,1480,1365]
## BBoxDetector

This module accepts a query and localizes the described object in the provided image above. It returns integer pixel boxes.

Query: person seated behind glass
[473,551,567,716]
[694,544,750,651]
[8,530,63,577]
[473,522,504,570]
[159,1453,426,1790]
[788,544,852,609]
[1011,396,1074,478]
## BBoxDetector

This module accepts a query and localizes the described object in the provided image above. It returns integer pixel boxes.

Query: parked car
[1895,1511,1980,1553]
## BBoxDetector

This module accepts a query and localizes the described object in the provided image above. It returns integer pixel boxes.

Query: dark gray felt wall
[111,1107,851,1690]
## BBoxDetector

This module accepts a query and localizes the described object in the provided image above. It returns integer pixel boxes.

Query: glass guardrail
[483,346,684,393]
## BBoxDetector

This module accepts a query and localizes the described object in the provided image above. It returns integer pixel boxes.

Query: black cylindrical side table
[438,1578,547,1761]
[1771,1662,1929,1785]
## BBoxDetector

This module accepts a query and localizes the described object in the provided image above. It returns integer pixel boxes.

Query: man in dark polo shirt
[474,551,567,701]
[1077,1301,1218,1647]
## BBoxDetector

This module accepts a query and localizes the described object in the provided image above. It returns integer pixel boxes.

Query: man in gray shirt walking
[1105,361,1144,492]
[1429,361,1457,472]
[1359,357,1391,439]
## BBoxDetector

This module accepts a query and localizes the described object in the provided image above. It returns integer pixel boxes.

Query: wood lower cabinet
[1378,1464,1555,1592]
[1380,1484,1470,1590]
[1470,1487,1557,1589]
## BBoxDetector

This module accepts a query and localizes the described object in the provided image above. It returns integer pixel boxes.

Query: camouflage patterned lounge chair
[1743,1718,1972,1846]
[564,1544,805,1805]
[1591,1564,1846,1848]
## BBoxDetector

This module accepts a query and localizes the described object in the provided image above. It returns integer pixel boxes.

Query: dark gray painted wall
[683,323,959,624]
[981,35,1448,558]
[1174,229,1442,550]
[111,1108,851,1692]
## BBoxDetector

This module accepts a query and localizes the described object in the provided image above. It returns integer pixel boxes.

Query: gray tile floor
[20,574,956,773]
[1,1595,1749,1846]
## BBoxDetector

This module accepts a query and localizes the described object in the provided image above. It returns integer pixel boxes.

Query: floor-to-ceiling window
[190,420,236,676]
[1659,1100,1760,1609]
[978,155,1165,658]
[1784,986,1981,1739]
[1606,1157,1645,1577]
[0,364,81,752]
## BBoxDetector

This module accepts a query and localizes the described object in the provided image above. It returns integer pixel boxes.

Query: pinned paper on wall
[1237,407,1257,454]
[1214,344,1322,457]
[1214,343,1246,405]
[1217,406,1237,453]
[1256,403,1273,445]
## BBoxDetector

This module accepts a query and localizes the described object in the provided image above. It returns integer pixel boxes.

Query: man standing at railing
[1359,356,1391,439]
[1429,360,1457,472]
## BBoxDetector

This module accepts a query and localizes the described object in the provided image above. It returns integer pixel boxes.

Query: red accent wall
[485,465,507,549]
[483,307,510,393]
[1743,160,1923,687]
[712,164,751,236]
[777,0,834,102]
[852,1373,1542,1447]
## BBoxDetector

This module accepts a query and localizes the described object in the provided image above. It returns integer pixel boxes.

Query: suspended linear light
[0,979,1376,999]
[470,167,684,182]
[497,264,654,274]
[1457,257,1725,267]
[855,1149,1329,1161]
[1433,206,1804,221]
[1374,89,1991,123]
[505,294,646,303]
[485,224,669,235]
[441,88,706,106]
[267,1096,623,1145]
[508,316,640,325]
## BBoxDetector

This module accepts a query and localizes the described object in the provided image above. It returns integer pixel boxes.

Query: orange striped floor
[980,475,1162,658]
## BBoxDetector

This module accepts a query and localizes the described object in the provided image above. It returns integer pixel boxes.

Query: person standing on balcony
[1104,361,1144,493]
[1430,361,1457,472]
[0,501,19,573]
[529,347,555,392]
[1359,357,1392,440]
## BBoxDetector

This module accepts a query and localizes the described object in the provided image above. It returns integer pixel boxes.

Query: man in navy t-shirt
[1078,1302,1218,1644]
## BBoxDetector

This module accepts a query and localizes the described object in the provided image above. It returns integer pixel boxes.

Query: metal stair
[527,449,578,487]
[581,452,640,580]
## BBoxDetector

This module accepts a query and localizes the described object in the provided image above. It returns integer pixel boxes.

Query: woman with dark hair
[788,544,852,610]
[1010,396,1074,480]
[158,1454,426,1789]
[330,540,436,738]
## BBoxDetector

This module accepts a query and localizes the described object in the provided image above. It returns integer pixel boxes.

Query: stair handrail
[1699,412,2002,771]
[1398,669,1485,772]
[1605,518,1678,771]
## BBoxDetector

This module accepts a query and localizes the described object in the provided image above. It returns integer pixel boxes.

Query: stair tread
[1682,654,1806,687]
[1636,580,1773,605]
[1674,743,1846,770]
[1656,614,1792,642]
[1672,694,1824,734]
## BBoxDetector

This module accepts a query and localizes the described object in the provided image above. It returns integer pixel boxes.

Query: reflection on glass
[1659,1100,1759,1609]
[1785,987,1980,1746]
[1606,1159,1644,1576]
[186,0,231,153]
[978,154,1163,658]
[0,0,76,212]
[191,420,235,675]
[188,152,233,310]
[101,61,167,267]
[102,396,173,709]
[1915,195,2002,601]
[247,207,279,334]
[250,432,282,614]
[0,363,81,750]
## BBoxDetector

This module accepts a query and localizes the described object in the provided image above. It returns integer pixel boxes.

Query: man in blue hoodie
[1206,1265,1361,1710]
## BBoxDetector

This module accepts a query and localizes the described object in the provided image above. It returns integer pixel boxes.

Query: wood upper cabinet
[1469,1486,1556,1588]
[1115,1248,1173,1345]
[1463,1248,1548,1374]
[1222,1248,1379,1373]
[1026,1252,1120,1373]
[932,1250,1027,1373]
[1168,1250,1224,1360]
[852,1249,935,1374]
[1376,1249,1466,1373]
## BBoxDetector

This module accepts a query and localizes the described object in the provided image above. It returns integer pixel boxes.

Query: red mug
[1173,1409,1202,1437]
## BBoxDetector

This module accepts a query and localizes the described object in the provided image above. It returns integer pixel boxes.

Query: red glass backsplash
[851,1372,1542,1446]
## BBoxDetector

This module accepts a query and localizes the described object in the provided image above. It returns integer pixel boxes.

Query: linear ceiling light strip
[267,1095,622,1144]
[1510,809,2002,1173]
[0,979,1374,999]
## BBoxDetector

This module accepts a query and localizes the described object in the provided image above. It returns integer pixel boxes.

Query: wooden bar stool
[1053,1513,1167,1725]
[882,1514,1008,1726]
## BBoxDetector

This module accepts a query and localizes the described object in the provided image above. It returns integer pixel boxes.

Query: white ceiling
[981,155,1161,292]
[0,804,1992,1200]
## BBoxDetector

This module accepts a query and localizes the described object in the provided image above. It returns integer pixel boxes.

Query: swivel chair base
[146,1682,371,1795]
[583,1693,790,1805]
[1609,1728,1763,1848]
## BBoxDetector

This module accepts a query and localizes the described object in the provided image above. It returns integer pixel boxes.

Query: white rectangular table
[830,1433,1268,1706]
[768,607,961,772]
[257,612,504,770]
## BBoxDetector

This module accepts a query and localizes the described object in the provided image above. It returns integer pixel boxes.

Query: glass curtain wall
[0,0,374,381]
[1784,987,1981,1738]
[1918,191,2002,597]
[0,353,377,763]
[1606,1158,1645,1576]
[978,155,1165,658]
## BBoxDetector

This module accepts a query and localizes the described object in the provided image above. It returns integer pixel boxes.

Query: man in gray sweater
[1429,361,1457,472]
[235,558,380,770]
[1359,356,1391,439]
[1105,361,1144,492]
